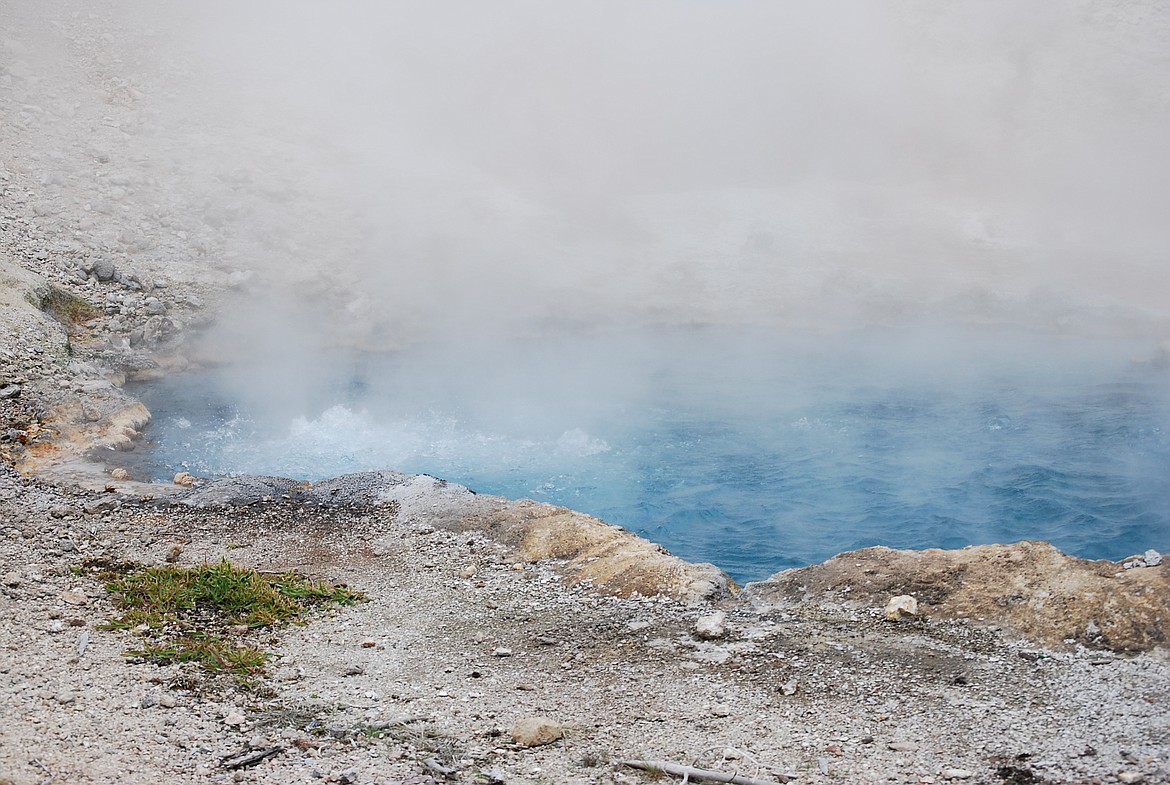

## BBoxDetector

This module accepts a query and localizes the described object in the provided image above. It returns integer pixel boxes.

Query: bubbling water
[130,325,1170,582]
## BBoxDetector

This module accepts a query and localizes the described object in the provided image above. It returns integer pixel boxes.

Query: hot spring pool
[127,325,1170,583]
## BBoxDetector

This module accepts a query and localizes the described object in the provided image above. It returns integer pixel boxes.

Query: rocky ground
[1,464,1169,785]
[2,2,1169,784]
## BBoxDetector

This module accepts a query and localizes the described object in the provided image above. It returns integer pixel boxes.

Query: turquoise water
[130,326,1170,583]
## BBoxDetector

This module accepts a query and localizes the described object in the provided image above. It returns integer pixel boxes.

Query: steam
[7,1,1170,365]
[11,0,1165,342]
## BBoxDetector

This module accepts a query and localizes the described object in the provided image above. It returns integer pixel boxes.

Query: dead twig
[221,746,284,770]
[621,759,795,785]
[30,758,57,785]
[422,757,458,779]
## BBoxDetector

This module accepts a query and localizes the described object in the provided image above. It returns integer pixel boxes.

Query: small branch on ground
[221,746,284,770]
[621,758,795,785]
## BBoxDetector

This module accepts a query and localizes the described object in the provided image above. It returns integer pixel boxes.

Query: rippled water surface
[130,326,1170,582]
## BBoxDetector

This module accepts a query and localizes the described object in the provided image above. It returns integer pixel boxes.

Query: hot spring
[127,324,1170,583]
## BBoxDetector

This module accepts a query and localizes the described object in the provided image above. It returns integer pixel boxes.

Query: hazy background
[9,0,1169,345]
[5,0,1170,381]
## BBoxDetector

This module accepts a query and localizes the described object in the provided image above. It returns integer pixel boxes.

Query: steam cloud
[7,0,1170,348]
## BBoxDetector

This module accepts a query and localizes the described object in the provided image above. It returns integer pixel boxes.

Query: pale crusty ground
[2,464,1169,785]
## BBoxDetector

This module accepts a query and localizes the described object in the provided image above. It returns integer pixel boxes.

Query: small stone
[61,590,88,606]
[885,595,919,621]
[511,716,563,747]
[83,497,117,514]
[56,692,76,705]
[694,610,727,640]
[491,647,513,657]
[1118,772,1144,784]
[2,571,21,588]
[888,741,920,752]
[92,256,117,281]
[143,297,167,315]
[458,566,477,579]
[942,769,974,780]
[110,468,130,481]
[1143,549,1162,567]
[360,637,377,648]
[173,472,196,487]
[710,704,731,717]
[224,711,246,727]
[159,694,177,708]
[0,384,20,399]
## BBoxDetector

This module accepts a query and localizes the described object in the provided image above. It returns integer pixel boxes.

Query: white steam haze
[186,0,1170,338]
[5,0,1170,406]
[9,1,1170,340]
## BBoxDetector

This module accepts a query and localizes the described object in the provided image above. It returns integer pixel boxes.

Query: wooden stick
[221,746,283,770]
[621,759,795,785]
[422,757,458,779]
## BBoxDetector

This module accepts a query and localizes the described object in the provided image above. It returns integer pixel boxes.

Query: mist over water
[133,325,1170,582]
[12,2,1170,576]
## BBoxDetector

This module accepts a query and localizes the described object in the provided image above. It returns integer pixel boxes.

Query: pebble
[224,711,246,727]
[885,595,919,621]
[711,704,731,717]
[941,769,974,779]
[2,571,21,587]
[56,691,76,704]
[159,694,177,708]
[491,647,513,657]
[0,384,20,399]
[83,497,117,514]
[173,472,196,488]
[61,589,88,606]
[889,741,920,752]
[110,467,129,481]
[511,716,563,747]
[360,637,377,648]
[694,610,727,640]
[1118,772,1144,784]
[92,256,116,281]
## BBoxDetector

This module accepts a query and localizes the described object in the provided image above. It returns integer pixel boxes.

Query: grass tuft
[88,559,365,681]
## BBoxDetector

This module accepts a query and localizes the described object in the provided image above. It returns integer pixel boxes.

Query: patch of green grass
[88,559,365,681]
[40,286,101,329]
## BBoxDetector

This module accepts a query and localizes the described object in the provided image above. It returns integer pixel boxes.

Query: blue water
[129,325,1170,583]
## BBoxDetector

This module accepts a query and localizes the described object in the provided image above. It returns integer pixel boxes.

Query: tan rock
[480,500,734,602]
[885,594,919,621]
[511,716,563,747]
[173,471,196,487]
[744,541,1170,653]
[61,590,88,606]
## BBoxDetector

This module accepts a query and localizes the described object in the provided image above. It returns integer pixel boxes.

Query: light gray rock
[92,256,116,282]
[694,610,727,640]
